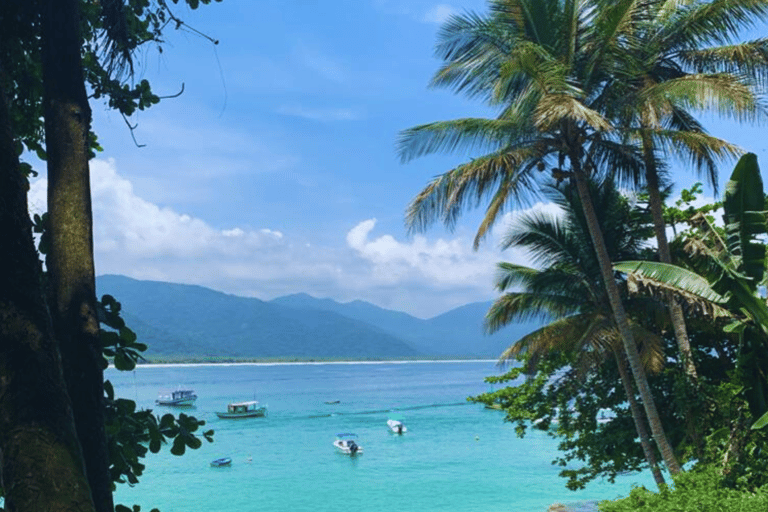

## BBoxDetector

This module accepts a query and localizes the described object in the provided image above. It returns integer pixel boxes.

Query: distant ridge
[97,275,541,360]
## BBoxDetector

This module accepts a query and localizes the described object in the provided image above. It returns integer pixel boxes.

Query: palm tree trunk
[614,350,665,488]
[571,159,681,474]
[642,137,704,458]
[41,0,113,510]
[0,70,96,512]
[641,136,698,382]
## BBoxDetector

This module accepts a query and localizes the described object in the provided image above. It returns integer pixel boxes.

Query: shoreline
[124,358,498,369]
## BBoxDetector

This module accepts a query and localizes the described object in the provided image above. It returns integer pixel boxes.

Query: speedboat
[155,389,197,406]
[210,457,232,467]
[387,419,407,434]
[215,400,267,419]
[334,433,363,455]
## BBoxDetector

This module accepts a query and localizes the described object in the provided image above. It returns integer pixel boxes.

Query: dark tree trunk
[570,157,681,474]
[0,71,96,512]
[614,350,665,488]
[41,0,113,510]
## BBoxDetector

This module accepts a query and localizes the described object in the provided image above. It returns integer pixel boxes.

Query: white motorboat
[334,433,363,455]
[387,419,407,434]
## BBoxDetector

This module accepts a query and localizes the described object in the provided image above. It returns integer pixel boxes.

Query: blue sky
[27,0,768,318]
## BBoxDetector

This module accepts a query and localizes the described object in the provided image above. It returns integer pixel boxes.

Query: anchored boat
[155,389,197,406]
[334,433,363,455]
[215,400,267,419]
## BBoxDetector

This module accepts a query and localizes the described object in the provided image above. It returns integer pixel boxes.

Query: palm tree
[486,181,667,486]
[398,0,682,473]
[617,153,768,421]
[605,0,768,385]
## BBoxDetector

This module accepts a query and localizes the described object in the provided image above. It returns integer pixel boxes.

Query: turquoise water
[108,361,654,512]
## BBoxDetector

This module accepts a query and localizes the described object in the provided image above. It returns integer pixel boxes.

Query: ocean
[108,361,654,512]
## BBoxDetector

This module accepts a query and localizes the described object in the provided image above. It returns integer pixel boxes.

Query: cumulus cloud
[346,218,499,287]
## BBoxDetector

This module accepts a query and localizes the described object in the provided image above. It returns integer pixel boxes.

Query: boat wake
[305,401,469,419]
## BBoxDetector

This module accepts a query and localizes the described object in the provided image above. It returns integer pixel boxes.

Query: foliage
[98,293,214,502]
[598,466,768,512]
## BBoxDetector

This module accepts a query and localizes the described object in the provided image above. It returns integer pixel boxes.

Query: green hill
[97,275,542,360]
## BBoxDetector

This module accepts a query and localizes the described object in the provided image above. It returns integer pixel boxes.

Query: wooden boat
[215,400,267,419]
[155,389,197,406]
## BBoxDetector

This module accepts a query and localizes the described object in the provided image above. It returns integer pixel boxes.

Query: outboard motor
[397,424,403,434]
[349,441,358,454]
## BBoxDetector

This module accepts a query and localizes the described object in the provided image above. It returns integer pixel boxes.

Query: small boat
[155,389,197,406]
[387,419,407,434]
[215,400,267,419]
[324,400,341,405]
[210,457,232,467]
[334,433,363,455]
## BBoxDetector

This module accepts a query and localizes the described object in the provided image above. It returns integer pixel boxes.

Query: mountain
[96,275,421,360]
[271,293,540,357]
[96,275,542,360]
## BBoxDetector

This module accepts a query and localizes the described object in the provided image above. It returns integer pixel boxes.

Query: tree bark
[571,160,681,474]
[0,70,96,512]
[641,136,698,382]
[41,1,113,510]
[614,350,666,488]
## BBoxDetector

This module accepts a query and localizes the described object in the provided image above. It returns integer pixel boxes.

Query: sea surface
[108,361,654,512]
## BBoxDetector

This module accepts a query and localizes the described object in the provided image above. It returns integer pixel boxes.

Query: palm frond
[405,145,544,234]
[680,39,768,87]
[615,260,729,305]
[638,74,763,123]
[396,118,532,163]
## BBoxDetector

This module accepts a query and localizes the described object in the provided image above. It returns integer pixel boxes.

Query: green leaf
[114,351,135,371]
[171,436,186,456]
[614,260,727,303]
[723,153,766,287]
[751,410,768,430]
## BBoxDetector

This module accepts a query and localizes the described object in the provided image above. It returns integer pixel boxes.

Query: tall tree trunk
[641,136,698,382]
[570,160,681,474]
[614,350,665,488]
[41,1,113,511]
[642,137,704,458]
[0,71,96,512]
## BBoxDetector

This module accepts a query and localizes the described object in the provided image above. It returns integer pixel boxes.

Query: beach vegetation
[401,0,768,501]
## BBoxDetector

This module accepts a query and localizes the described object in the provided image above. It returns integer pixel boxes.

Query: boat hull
[215,407,267,419]
[156,397,197,406]
[333,440,363,455]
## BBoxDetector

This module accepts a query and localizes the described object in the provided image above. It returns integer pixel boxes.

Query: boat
[215,400,267,419]
[155,389,197,406]
[324,400,340,405]
[387,419,407,434]
[210,457,232,467]
[333,433,363,455]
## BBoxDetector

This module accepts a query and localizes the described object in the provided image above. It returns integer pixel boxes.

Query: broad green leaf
[723,153,767,288]
[614,260,727,303]
[751,410,768,430]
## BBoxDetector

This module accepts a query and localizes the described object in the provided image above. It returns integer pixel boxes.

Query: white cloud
[423,4,456,24]
[276,104,362,122]
[29,159,540,318]
[346,217,518,287]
